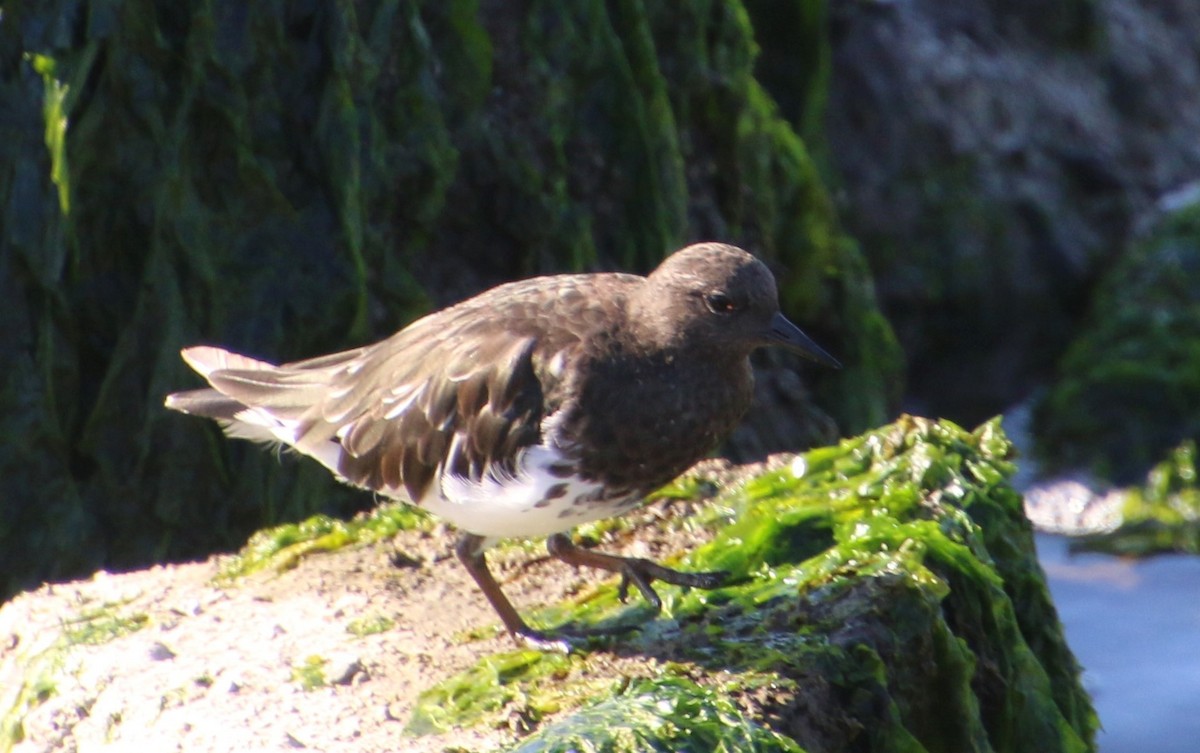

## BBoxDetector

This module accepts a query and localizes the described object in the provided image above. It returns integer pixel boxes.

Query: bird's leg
[454,534,569,652]
[545,533,727,611]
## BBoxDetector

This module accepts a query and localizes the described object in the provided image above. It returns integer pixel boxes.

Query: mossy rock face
[1034,201,1200,483]
[408,416,1097,753]
[0,1,899,599]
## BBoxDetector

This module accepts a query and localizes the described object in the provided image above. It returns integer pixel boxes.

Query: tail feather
[167,345,307,439]
[176,345,324,418]
[164,387,246,420]
[181,346,277,378]
[166,346,347,469]
[206,370,327,415]
[164,387,285,445]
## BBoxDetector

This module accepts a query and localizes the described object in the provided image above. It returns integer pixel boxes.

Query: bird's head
[633,242,841,368]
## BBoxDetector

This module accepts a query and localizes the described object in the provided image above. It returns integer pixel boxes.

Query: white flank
[428,445,608,538]
[546,350,568,379]
[213,411,609,539]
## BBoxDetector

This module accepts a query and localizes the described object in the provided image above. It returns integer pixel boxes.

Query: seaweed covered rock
[1034,200,1200,483]
[1073,440,1200,557]
[0,0,899,599]
[410,416,1096,752]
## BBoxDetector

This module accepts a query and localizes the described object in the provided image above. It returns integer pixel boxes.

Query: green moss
[218,502,430,580]
[743,0,831,151]
[1074,440,1200,556]
[406,417,1095,753]
[1035,201,1200,482]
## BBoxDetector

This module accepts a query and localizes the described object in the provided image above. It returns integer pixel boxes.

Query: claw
[616,564,663,610]
[512,627,574,654]
[617,573,631,603]
[512,620,641,653]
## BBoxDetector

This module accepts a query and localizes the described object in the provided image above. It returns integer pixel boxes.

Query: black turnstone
[165,242,839,646]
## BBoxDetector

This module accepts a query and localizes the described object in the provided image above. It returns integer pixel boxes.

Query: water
[1037,534,1200,753]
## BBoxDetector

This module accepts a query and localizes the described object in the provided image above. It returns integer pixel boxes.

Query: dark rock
[1034,200,1200,482]
[814,0,1200,424]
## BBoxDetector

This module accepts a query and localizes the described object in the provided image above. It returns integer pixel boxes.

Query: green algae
[217,502,430,580]
[659,417,1014,623]
[509,676,805,753]
[346,614,395,637]
[1074,439,1200,556]
[25,52,76,214]
[405,417,1096,753]
[61,605,149,647]
[291,655,329,691]
[0,658,55,750]
[407,650,597,736]
[1,601,149,751]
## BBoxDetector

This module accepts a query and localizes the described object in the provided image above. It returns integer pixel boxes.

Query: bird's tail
[165,347,294,445]
[164,346,353,475]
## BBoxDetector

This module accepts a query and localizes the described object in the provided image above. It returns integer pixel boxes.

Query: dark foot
[453,533,727,652]
[546,533,728,611]
[614,560,728,608]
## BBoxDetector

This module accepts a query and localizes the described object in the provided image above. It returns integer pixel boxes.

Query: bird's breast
[558,354,755,493]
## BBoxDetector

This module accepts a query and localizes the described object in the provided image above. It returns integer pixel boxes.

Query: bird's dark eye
[705,292,739,314]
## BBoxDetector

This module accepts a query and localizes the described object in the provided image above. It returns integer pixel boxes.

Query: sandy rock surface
[1,523,622,753]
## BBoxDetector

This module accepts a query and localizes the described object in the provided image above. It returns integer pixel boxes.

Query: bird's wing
[195,274,635,502]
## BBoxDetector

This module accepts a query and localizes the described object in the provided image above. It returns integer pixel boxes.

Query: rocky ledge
[0,417,1096,752]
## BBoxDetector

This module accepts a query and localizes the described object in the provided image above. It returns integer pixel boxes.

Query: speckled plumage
[166,242,838,646]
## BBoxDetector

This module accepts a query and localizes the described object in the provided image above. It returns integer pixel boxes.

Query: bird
[165,242,840,647]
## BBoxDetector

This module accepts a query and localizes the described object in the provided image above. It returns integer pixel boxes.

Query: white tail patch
[215,407,346,479]
[174,345,350,478]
